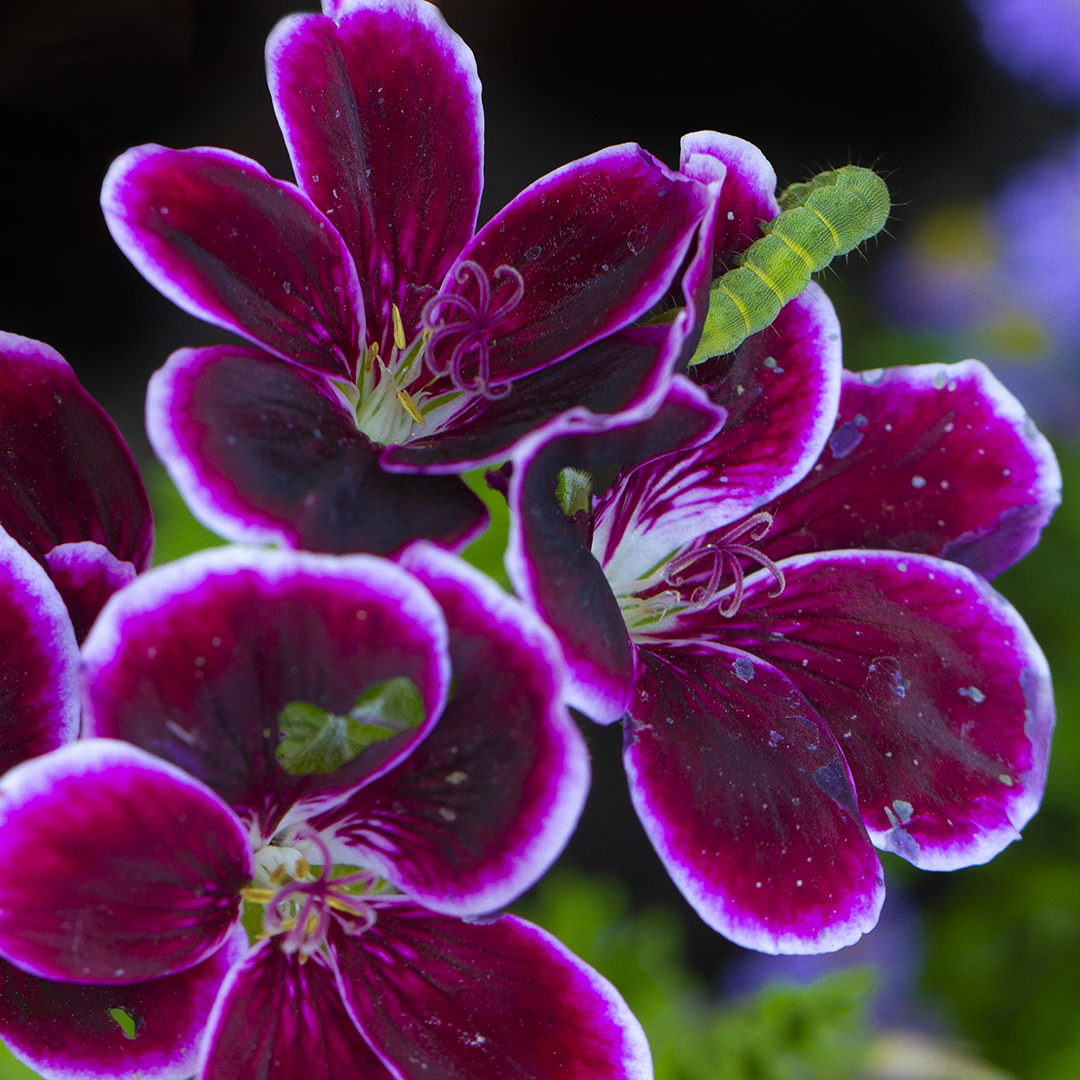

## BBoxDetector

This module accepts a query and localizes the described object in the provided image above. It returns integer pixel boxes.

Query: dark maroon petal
[0,331,152,576]
[680,130,781,275]
[102,145,364,380]
[267,3,482,346]
[312,543,588,914]
[625,644,883,953]
[199,937,391,1080]
[0,925,247,1080]
[761,362,1061,578]
[0,740,251,983]
[382,170,721,474]
[82,547,451,840]
[593,285,842,585]
[147,345,487,554]
[0,527,79,774]
[332,905,650,1080]
[506,376,726,723]
[45,542,137,646]
[436,144,710,387]
[707,550,1054,870]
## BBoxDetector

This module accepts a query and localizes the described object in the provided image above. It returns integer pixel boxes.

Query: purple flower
[0,332,152,644]
[500,141,1060,954]
[101,0,717,559]
[970,0,1080,106]
[0,543,652,1080]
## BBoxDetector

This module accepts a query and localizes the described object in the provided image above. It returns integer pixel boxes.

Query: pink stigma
[421,260,525,400]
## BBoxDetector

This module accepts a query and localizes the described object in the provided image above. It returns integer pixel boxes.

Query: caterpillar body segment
[689,165,890,365]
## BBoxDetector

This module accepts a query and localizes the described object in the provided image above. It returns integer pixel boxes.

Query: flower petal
[312,543,588,915]
[680,130,781,275]
[0,925,248,1080]
[0,740,251,983]
[709,550,1054,870]
[199,937,391,1080]
[762,361,1061,578]
[382,173,721,474]
[102,145,364,380]
[437,144,711,387]
[332,905,651,1080]
[0,525,79,774]
[267,2,482,346]
[147,345,487,554]
[624,643,884,954]
[45,543,137,646]
[592,285,842,585]
[0,331,152,582]
[506,376,726,723]
[81,547,451,841]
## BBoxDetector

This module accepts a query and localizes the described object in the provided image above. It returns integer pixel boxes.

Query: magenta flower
[0,543,651,1080]
[101,0,717,558]
[498,133,1061,955]
[0,331,152,644]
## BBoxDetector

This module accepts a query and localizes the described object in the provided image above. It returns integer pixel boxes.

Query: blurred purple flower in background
[877,131,1080,435]
[969,0,1080,106]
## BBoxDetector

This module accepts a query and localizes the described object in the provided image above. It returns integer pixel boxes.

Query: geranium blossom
[0,543,652,1080]
[0,332,152,643]
[498,140,1060,953]
[101,0,717,558]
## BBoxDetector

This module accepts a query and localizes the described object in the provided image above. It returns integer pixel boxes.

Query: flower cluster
[0,0,1061,1077]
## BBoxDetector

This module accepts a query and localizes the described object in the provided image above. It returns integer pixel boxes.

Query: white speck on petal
[959,686,986,703]
[911,475,926,488]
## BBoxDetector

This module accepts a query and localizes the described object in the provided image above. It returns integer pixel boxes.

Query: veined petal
[625,644,884,954]
[81,547,451,842]
[762,361,1061,578]
[592,285,842,585]
[147,345,487,554]
[506,376,726,724]
[312,543,588,915]
[0,740,251,983]
[268,1,482,346]
[102,145,364,380]
[199,937,391,1080]
[0,925,248,1080]
[332,905,652,1080]
[438,144,710,387]
[680,130,781,274]
[0,331,152,585]
[707,550,1054,870]
[0,525,80,773]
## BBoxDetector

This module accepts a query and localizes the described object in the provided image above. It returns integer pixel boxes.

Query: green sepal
[276,677,426,776]
[556,467,594,517]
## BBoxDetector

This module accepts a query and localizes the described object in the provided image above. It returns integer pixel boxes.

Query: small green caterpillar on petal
[689,165,890,365]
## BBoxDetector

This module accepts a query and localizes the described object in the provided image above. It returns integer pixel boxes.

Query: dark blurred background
[3,3,1079,1077]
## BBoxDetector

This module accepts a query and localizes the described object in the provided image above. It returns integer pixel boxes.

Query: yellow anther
[396,389,426,425]
[392,304,406,351]
[268,865,287,885]
[365,341,380,374]
[240,886,276,904]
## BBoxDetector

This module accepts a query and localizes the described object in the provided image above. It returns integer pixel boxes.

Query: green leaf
[275,677,425,776]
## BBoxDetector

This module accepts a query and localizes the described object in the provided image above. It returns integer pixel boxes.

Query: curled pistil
[421,261,525,400]
[664,511,786,618]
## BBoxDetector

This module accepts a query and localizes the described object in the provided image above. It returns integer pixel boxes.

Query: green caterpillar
[689,165,890,365]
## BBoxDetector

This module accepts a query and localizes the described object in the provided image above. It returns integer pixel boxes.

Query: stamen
[396,388,426,425]
[663,511,785,619]
[391,303,406,351]
[420,260,524,400]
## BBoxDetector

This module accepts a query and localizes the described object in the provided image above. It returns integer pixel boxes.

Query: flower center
[610,512,787,636]
[242,830,389,959]
[420,260,524,400]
